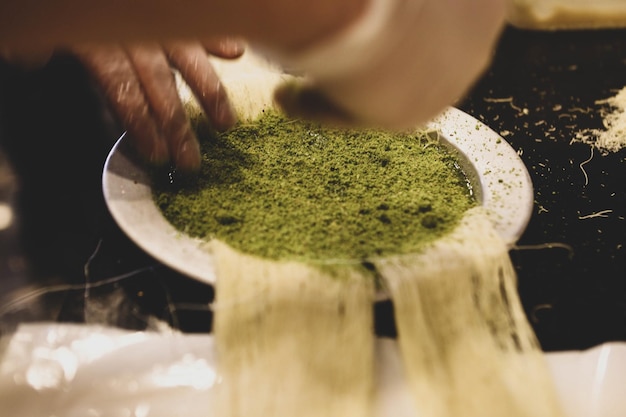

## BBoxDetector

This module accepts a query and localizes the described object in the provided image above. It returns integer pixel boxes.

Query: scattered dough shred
[575,86,626,154]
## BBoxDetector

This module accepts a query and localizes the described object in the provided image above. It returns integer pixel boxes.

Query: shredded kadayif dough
[211,241,375,417]
[205,209,565,417]
[375,208,565,417]
[174,52,566,417]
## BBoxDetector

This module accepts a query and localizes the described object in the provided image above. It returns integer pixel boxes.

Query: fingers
[76,40,243,172]
[126,43,201,172]
[74,45,170,166]
[166,42,238,132]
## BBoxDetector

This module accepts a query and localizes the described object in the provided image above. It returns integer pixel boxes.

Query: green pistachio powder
[153,111,476,263]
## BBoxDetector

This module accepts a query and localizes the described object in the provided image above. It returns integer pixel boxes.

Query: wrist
[285,0,394,77]
[256,0,398,76]
[246,0,369,52]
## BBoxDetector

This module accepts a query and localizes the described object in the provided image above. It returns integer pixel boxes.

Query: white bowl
[102,106,533,286]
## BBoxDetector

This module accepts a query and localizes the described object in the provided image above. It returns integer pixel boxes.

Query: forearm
[0,0,367,52]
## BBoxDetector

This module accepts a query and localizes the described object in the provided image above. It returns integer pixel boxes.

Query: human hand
[74,39,244,172]
[272,0,506,130]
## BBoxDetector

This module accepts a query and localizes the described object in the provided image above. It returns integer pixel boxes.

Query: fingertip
[212,101,238,132]
[149,152,171,167]
[205,37,246,59]
[220,37,246,58]
[273,82,301,117]
[129,129,170,167]
[174,134,202,173]
[148,138,171,166]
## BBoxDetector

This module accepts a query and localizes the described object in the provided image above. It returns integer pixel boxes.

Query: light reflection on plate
[2,323,624,417]
[102,107,533,286]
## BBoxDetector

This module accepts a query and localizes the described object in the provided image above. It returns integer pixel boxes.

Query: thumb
[273,81,357,127]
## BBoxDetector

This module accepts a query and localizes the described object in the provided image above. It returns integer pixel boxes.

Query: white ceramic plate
[102,107,534,285]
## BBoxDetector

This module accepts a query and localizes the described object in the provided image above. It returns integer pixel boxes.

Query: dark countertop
[0,26,624,351]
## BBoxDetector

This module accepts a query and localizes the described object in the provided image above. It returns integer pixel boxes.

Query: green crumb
[153,111,476,262]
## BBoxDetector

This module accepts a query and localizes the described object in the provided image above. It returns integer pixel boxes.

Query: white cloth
[1,323,625,417]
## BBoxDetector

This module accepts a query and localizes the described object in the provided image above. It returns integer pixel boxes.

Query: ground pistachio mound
[153,111,476,262]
